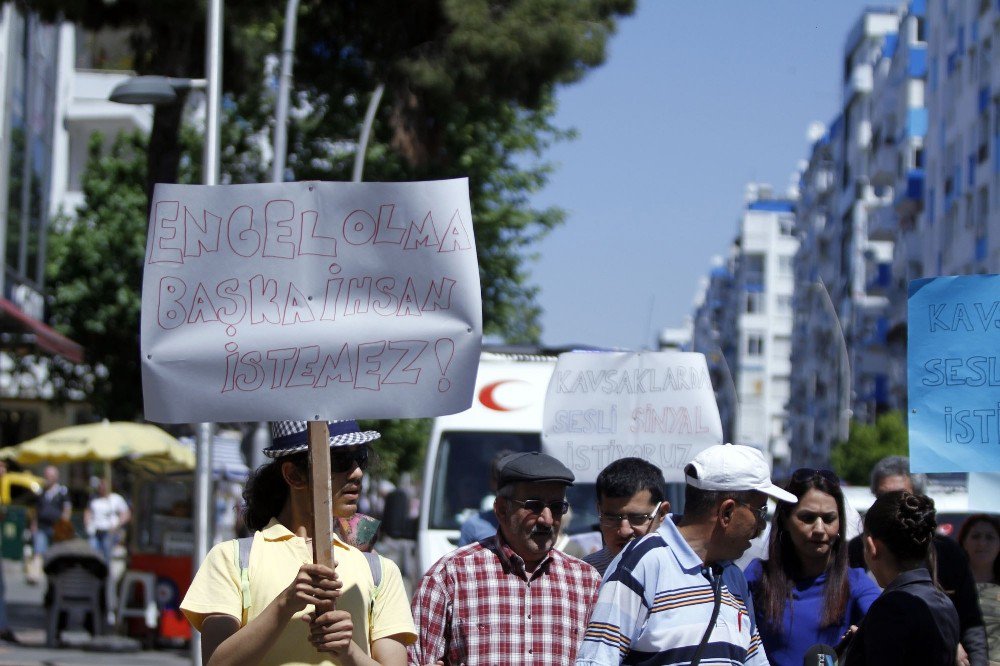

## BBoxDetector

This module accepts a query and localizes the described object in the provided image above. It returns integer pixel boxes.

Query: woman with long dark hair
[958,514,1000,665]
[744,469,880,666]
[181,420,415,666]
[841,490,960,665]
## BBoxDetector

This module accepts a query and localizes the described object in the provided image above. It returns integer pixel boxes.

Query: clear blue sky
[529,0,872,350]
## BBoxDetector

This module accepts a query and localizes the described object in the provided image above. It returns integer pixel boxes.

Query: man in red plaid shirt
[409,452,601,665]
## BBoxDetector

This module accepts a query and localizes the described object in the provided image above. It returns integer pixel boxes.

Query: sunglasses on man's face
[791,468,840,486]
[599,511,658,527]
[507,498,570,516]
[330,446,370,473]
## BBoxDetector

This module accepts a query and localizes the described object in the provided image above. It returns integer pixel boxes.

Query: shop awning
[0,297,84,364]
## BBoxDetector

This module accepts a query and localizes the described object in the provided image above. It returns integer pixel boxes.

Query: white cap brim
[686,475,797,504]
[759,483,797,504]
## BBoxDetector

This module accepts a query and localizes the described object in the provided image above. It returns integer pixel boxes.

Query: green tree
[46,132,148,420]
[44,2,635,461]
[830,411,909,486]
[360,418,430,484]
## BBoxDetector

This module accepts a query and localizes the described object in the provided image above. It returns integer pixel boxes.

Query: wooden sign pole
[308,420,336,609]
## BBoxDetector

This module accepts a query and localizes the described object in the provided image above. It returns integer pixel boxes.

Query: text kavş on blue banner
[908,274,1000,472]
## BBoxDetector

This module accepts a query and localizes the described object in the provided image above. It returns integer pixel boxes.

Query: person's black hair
[682,485,758,520]
[595,457,667,504]
[864,490,937,568]
[758,472,849,630]
[242,451,309,532]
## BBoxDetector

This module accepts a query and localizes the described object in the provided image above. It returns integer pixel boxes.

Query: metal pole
[271,0,299,183]
[204,0,222,187]
[192,2,223,664]
[812,280,853,441]
[352,83,384,183]
[252,421,270,470]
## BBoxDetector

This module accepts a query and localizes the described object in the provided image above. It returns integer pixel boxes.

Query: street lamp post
[810,280,853,442]
[110,2,222,664]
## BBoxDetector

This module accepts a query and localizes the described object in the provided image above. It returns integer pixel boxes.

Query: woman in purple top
[744,469,880,666]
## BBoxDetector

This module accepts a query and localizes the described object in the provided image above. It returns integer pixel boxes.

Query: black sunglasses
[791,468,840,486]
[735,500,769,523]
[599,511,658,527]
[508,499,570,516]
[330,446,370,473]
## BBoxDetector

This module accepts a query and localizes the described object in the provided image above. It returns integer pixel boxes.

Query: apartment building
[787,8,901,468]
[692,187,798,470]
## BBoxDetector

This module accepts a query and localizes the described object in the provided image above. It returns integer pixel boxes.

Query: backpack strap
[362,550,382,587]
[234,537,253,616]
[232,536,380,624]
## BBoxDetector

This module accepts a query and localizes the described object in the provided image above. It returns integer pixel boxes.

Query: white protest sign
[140,179,482,423]
[541,351,723,483]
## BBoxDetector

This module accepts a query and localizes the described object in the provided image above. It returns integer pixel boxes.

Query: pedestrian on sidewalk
[181,420,415,665]
[28,466,71,585]
[84,478,130,563]
[0,462,18,644]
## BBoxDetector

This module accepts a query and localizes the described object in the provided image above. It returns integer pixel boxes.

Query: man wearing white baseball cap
[577,444,793,665]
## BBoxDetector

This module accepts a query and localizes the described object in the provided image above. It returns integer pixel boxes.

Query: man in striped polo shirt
[576,444,795,666]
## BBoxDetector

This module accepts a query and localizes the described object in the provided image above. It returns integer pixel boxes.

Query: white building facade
[0,7,150,442]
[693,188,798,470]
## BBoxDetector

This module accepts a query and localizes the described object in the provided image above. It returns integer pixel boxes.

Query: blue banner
[908,275,1000,472]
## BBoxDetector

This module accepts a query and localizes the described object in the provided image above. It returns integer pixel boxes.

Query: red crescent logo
[479,380,530,411]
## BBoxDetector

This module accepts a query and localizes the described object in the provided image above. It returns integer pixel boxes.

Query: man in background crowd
[84,478,130,563]
[29,466,71,585]
[410,451,600,665]
[576,444,792,665]
[584,457,669,576]
[0,463,17,643]
[847,455,987,666]
[457,449,514,546]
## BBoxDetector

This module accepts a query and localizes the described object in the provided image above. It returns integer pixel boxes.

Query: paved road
[0,559,190,665]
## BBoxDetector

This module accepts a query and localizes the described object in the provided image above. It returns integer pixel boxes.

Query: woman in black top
[841,490,960,666]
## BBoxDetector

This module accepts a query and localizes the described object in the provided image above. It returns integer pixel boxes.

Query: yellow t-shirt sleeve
[180,540,243,632]
[370,555,416,645]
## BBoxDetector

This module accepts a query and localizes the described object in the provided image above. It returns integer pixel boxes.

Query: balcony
[845,63,874,101]
[894,168,924,217]
[867,204,898,241]
[869,142,897,187]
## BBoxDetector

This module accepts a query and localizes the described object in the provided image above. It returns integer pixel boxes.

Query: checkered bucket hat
[264,420,380,459]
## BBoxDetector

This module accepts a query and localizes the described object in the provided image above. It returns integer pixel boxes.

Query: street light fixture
[810,280,854,442]
[109,76,207,106]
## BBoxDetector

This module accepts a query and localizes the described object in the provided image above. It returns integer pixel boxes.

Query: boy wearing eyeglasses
[584,457,670,576]
[409,451,601,666]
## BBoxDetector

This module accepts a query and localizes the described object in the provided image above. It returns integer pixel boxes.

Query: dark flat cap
[497,452,575,488]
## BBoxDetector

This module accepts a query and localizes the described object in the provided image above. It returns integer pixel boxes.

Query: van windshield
[429,430,599,535]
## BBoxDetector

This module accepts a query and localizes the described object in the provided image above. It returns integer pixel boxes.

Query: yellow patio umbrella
[0,420,194,474]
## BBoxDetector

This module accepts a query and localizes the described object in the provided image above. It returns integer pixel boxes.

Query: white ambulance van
[416,347,600,576]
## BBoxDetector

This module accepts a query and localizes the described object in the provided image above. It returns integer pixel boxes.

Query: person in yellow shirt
[181,420,416,666]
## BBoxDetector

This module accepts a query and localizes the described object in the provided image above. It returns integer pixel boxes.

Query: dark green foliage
[830,411,909,486]
[46,132,148,420]
[360,418,431,484]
